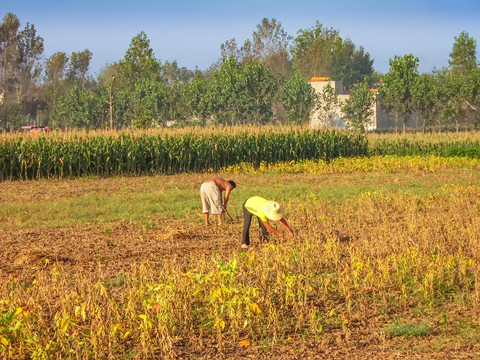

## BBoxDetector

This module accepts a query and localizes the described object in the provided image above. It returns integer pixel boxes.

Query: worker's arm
[222,183,234,211]
[279,218,295,238]
[261,220,284,237]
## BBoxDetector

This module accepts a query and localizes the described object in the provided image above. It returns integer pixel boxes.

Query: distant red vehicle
[21,125,50,134]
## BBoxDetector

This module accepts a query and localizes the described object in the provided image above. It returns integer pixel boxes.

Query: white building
[309,77,351,129]
[309,77,420,131]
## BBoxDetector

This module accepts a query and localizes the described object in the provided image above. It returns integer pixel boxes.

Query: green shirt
[245,196,268,222]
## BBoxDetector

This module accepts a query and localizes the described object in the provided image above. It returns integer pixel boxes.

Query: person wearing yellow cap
[241,196,294,248]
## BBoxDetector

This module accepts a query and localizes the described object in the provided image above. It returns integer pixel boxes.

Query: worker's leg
[257,217,269,241]
[242,202,253,246]
[200,183,211,226]
[217,213,222,226]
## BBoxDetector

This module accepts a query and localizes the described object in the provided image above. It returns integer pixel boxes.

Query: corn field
[0,129,367,181]
[368,132,480,157]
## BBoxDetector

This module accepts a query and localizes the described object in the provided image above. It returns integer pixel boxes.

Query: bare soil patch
[2,220,480,359]
[0,219,240,281]
[2,171,480,359]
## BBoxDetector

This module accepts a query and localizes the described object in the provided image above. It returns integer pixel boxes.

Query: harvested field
[1,162,480,359]
[0,221,236,279]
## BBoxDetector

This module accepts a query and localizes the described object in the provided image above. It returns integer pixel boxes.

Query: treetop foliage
[0,12,479,131]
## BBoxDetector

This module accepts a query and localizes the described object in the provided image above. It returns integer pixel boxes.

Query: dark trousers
[242,201,268,245]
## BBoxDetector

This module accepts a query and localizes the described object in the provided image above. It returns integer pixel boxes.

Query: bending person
[241,196,294,248]
[200,177,236,226]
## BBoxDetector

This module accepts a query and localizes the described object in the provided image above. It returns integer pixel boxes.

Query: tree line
[0,13,479,132]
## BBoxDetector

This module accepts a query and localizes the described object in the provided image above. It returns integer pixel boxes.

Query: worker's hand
[288,231,295,238]
[222,205,226,212]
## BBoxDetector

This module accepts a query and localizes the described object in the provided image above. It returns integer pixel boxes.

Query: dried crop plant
[2,184,480,358]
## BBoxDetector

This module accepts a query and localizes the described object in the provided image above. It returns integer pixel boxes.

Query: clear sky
[3,0,479,77]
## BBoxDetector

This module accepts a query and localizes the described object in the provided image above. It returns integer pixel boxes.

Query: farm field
[2,156,480,359]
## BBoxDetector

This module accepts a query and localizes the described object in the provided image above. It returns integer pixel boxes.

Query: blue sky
[3,0,479,77]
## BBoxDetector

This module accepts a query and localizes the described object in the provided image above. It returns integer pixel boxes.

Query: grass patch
[1,159,480,230]
[384,318,431,338]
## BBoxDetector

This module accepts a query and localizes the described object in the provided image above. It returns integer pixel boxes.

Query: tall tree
[0,13,44,130]
[50,83,102,130]
[160,60,194,84]
[291,21,373,87]
[17,22,43,122]
[437,71,466,131]
[447,32,480,127]
[292,22,337,80]
[68,49,92,88]
[183,75,210,122]
[280,71,315,123]
[449,31,477,77]
[220,38,243,62]
[463,68,480,125]
[45,52,69,108]
[251,18,291,77]
[112,32,161,127]
[115,31,160,90]
[219,18,291,78]
[0,13,20,130]
[412,73,441,130]
[436,68,480,131]
[342,76,375,132]
[207,57,276,124]
[379,54,420,133]
[126,80,167,128]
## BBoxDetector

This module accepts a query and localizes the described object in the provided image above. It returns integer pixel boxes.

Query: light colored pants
[200,182,222,214]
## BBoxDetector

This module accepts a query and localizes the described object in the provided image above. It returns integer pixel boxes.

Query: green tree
[160,60,194,84]
[0,13,21,130]
[348,45,375,87]
[280,71,315,123]
[412,73,441,130]
[311,81,341,128]
[160,82,186,123]
[127,80,167,128]
[17,22,44,118]
[111,32,162,127]
[448,32,479,127]
[292,22,337,80]
[435,69,480,131]
[433,33,480,130]
[218,18,291,78]
[183,75,210,122]
[291,21,373,87]
[342,76,375,132]
[45,52,69,109]
[379,54,420,133]
[0,13,44,130]
[68,49,93,88]
[50,83,102,130]
[437,71,465,131]
[449,31,477,77]
[251,18,291,77]
[240,60,277,123]
[207,57,276,125]
[462,68,480,126]
[115,31,161,91]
